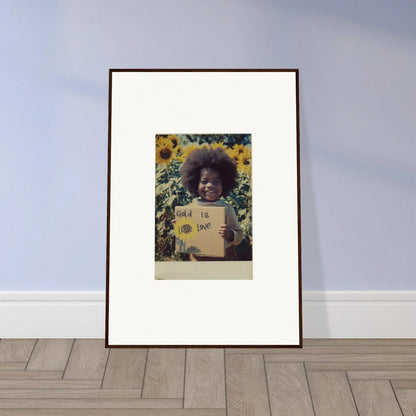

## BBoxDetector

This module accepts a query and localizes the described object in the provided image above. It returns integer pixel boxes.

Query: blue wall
[1,0,414,290]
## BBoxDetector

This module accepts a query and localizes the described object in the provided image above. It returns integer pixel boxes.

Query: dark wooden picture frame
[106,69,302,348]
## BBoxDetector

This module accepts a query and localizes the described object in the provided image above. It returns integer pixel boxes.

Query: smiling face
[198,167,223,201]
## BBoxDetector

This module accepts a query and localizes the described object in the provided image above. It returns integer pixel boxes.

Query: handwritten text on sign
[174,206,225,257]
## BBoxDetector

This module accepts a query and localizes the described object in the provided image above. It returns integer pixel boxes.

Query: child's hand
[219,225,234,241]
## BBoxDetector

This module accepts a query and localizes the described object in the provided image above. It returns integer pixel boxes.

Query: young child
[179,146,243,261]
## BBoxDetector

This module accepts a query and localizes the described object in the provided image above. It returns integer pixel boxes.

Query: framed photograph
[106,69,302,347]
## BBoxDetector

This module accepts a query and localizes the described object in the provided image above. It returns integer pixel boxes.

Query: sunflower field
[155,134,252,261]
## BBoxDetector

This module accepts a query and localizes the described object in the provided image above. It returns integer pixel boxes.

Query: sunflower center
[181,224,192,234]
[160,148,172,160]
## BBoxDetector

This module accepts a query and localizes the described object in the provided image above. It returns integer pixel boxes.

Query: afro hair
[179,147,237,197]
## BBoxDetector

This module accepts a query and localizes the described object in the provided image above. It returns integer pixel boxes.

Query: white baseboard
[1,291,415,338]
[0,292,105,338]
[303,291,416,338]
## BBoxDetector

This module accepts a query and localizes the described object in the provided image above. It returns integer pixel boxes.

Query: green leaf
[185,246,202,253]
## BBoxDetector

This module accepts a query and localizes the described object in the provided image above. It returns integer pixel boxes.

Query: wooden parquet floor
[0,339,415,415]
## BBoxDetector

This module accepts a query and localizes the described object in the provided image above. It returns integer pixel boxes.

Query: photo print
[155,134,253,280]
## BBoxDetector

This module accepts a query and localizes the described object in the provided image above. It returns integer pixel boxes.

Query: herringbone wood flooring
[0,339,415,415]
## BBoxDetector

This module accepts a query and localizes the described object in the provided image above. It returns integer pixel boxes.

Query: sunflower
[167,135,179,149]
[232,143,246,155]
[237,147,251,172]
[174,217,198,241]
[226,147,240,164]
[156,140,176,164]
[156,135,168,146]
[177,143,199,162]
[174,144,183,155]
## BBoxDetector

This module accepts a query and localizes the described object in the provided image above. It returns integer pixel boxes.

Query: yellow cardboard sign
[174,206,225,257]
